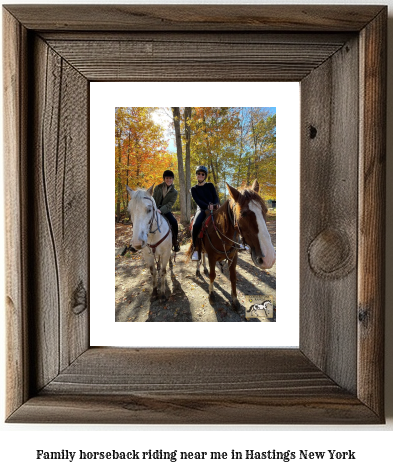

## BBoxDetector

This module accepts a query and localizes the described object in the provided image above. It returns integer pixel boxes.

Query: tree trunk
[237,112,245,188]
[246,154,252,187]
[116,129,122,222]
[202,111,219,194]
[213,154,220,197]
[184,107,192,223]
[124,130,131,211]
[172,107,187,225]
[250,110,260,181]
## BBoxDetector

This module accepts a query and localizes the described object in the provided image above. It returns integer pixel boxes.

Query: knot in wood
[73,281,87,315]
[309,125,317,139]
[358,307,370,324]
[308,228,355,279]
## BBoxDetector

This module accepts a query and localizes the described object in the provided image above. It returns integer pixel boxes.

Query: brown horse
[186,180,275,310]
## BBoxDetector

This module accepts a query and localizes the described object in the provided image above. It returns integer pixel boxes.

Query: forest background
[115,107,276,224]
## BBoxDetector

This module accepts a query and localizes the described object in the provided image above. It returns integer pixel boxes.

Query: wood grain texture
[300,36,359,394]
[45,37,347,82]
[358,9,386,418]
[28,36,89,391]
[9,392,379,425]
[40,31,354,44]
[3,5,384,31]
[3,5,386,424]
[3,8,29,418]
[7,348,379,424]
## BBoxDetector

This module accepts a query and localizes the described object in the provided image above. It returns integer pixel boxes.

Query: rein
[213,201,246,247]
[143,196,161,234]
[226,201,247,248]
[142,196,172,259]
[208,201,244,267]
[148,228,171,254]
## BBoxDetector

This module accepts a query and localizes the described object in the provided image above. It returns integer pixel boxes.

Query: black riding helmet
[196,165,208,176]
[163,170,175,179]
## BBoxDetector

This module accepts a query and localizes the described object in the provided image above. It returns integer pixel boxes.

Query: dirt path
[115,220,275,322]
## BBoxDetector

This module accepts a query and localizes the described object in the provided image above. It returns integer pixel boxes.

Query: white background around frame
[1,4,392,470]
[90,82,300,347]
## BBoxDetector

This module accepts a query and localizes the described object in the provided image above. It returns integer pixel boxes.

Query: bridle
[227,200,247,248]
[142,196,161,234]
[207,198,266,265]
[204,200,247,267]
[229,198,267,260]
[142,196,171,256]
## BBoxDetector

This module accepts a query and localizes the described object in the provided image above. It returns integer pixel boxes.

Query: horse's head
[226,180,276,270]
[126,184,155,250]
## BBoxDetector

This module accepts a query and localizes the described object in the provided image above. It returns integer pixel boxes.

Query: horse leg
[160,249,171,301]
[160,264,168,301]
[229,253,241,311]
[149,260,158,301]
[203,252,209,275]
[218,261,225,274]
[196,257,201,277]
[208,254,217,303]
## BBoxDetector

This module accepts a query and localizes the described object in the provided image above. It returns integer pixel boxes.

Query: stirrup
[191,251,199,261]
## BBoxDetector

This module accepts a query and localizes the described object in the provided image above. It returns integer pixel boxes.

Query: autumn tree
[247,108,276,200]
[172,107,189,225]
[184,107,192,222]
[116,107,276,220]
[179,107,276,203]
[190,107,240,199]
[115,107,126,220]
[115,107,175,217]
[227,107,276,201]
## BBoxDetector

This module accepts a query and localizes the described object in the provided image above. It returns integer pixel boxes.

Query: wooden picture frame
[3,5,386,424]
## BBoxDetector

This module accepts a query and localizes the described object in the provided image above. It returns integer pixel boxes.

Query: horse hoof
[204,268,209,276]
[160,295,168,302]
[232,300,241,311]
[209,293,216,304]
[150,289,159,301]
[196,270,201,277]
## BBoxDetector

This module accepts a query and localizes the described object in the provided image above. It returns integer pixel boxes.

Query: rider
[190,165,220,261]
[153,170,180,252]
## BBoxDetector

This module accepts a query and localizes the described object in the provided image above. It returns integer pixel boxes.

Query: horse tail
[185,242,194,262]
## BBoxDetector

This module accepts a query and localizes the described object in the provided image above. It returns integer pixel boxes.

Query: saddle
[198,214,213,238]
[189,213,213,239]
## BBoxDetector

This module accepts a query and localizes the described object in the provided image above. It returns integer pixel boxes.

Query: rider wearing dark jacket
[190,165,220,259]
[153,170,180,252]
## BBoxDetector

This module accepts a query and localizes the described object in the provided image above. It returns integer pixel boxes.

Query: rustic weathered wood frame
[3,5,386,424]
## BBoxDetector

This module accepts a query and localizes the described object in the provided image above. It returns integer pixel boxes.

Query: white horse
[126,184,172,301]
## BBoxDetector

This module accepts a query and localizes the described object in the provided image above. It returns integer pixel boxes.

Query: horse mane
[214,200,230,232]
[233,187,268,219]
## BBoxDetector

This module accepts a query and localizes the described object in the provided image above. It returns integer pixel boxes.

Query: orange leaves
[115,107,176,208]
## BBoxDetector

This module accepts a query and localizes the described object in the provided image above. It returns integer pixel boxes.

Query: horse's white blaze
[249,201,276,269]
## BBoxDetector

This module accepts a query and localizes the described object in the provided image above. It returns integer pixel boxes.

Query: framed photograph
[4,5,386,424]
[91,83,299,347]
